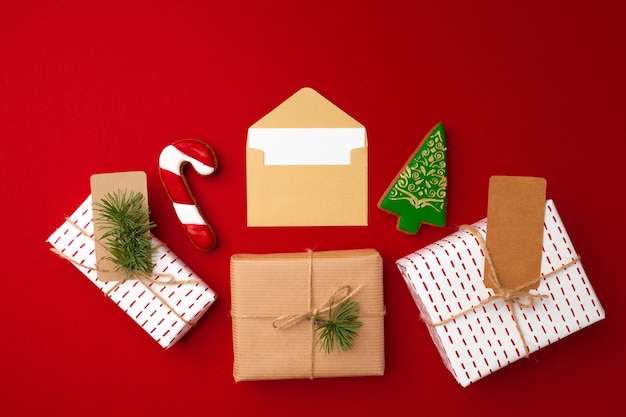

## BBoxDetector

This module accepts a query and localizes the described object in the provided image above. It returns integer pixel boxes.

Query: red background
[2,1,624,415]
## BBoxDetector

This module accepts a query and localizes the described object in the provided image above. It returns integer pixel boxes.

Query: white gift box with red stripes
[396,199,604,387]
[47,195,218,349]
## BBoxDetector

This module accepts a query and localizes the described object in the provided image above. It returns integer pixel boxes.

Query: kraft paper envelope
[246,87,368,227]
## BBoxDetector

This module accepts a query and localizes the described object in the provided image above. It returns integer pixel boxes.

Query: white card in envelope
[248,127,365,165]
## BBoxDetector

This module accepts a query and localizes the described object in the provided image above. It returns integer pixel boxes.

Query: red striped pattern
[46,195,218,349]
[159,139,218,251]
[396,199,604,387]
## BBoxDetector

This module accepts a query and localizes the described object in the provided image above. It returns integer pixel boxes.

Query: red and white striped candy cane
[159,139,218,251]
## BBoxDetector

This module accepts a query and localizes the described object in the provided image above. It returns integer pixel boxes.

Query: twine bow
[422,224,580,357]
[272,284,361,330]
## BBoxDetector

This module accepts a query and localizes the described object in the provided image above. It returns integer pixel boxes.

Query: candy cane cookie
[159,139,218,251]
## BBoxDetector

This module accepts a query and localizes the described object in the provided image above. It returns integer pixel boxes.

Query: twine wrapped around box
[421,224,580,357]
[396,199,605,387]
[51,218,203,326]
[230,249,385,381]
[47,195,217,349]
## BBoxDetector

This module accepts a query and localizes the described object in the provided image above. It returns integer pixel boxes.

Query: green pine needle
[92,190,156,279]
[314,300,363,354]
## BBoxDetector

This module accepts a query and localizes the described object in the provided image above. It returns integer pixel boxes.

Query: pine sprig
[314,299,363,354]
[93,190,156,279]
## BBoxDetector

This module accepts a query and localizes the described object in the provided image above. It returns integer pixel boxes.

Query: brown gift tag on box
[484,176,547,292]
[90,171,149,283]
[230,249,385,381]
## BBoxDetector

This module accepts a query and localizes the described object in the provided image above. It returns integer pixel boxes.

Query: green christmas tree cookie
[378,122,447,234]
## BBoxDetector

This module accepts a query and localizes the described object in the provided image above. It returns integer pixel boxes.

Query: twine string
[51,218,201,325]
[269,250,362,378]
[272,285,361,330]
[229,249,386,379]
[422,224,580,357]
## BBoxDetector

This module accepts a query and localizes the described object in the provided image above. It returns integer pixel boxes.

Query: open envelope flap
[248,87,366,166]
[250,87,364,128]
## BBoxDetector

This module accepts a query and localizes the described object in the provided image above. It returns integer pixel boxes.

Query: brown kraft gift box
[230,249,385,381]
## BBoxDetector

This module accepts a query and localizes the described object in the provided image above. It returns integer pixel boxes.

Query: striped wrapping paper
[47,195,217,349]
[396,199,605,387]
